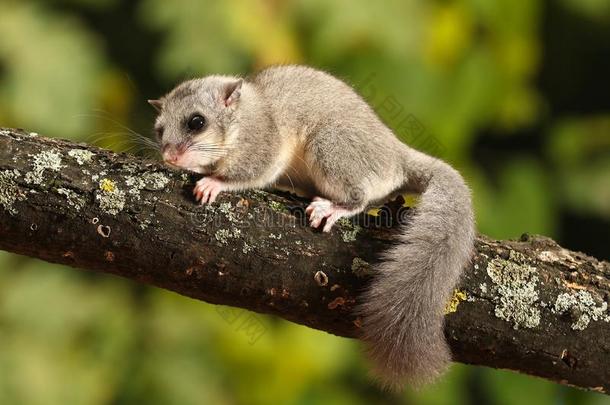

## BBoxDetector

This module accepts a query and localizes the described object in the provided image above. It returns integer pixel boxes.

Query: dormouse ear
[223,79,243,107]
[148,99,163,113]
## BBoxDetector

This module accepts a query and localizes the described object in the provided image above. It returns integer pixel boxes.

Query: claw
[194,177,226,204]
[306,197,358,231]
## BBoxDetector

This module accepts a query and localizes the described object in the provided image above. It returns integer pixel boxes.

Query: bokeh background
[1,0,609,404]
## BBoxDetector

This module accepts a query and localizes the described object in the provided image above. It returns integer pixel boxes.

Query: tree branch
[0,128,609,393]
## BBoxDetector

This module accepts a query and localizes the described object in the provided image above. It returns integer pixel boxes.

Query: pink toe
[209,189,220,203]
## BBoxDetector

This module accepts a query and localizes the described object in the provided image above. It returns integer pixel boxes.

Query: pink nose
[162,145,183,165]
[163,152,177,164]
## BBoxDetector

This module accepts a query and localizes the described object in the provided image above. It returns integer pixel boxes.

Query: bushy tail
[359,153,475,390]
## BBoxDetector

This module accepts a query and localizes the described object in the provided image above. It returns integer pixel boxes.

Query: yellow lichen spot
[445,289,467,314]
[402,193,420,208]
[367,207,381,217]
[99,178,116,193]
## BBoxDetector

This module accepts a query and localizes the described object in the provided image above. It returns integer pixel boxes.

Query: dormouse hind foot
[305,197,360,232]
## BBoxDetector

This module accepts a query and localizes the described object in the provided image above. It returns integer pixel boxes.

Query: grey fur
[152,65,475,389]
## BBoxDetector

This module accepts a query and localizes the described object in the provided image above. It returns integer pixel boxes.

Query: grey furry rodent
[150,65,475,389]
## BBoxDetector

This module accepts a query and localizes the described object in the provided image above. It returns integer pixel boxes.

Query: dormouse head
[149,76,243,173]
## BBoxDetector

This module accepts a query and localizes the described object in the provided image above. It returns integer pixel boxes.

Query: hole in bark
[314,271,328,287]
[561,349,578,369]
[30,224,38,231]
[97,225,111,238]
[92,217,99,224]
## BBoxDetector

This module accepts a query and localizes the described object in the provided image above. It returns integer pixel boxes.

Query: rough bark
[0,128,609,393]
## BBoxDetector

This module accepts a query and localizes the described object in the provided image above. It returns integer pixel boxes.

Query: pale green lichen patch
[125,176,145,199]
[139,218,152,230]
[96,178,126,215]
[268,200,286,212]
[215,228,241,245]
[337,217,361,242]
[24,150,64,185]
[121,163,139,174]
[143,172,170,190]
[217,202,240,223]
[57,188,86,212]
[67,149,95,165]
[218,202,232,214]
[537,250,559,263]
[486,250,541,329]
[125,172,171,200]
[242,242,253,254]
[0,170,25,215]
[553,290,610,330]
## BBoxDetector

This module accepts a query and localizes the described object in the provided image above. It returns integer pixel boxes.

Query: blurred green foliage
[0,0,609,404]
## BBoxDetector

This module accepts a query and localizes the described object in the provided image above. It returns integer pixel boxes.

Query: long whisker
[188,147,230,153]
[85,127,158,149]
[78,112,158,147]
[281,160,305,192]
[187,142,237,152]
[293,152,313,172]
[121,142,159,153]
[87,133,159,153]
[192,152,229,159]
[74,110,167,161]
[282,169,296,191]
[85,131,122,143]
[88,110,151,140]
[188,140,237,147]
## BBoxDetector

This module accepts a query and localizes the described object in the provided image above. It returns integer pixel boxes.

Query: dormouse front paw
[193,177,227,204]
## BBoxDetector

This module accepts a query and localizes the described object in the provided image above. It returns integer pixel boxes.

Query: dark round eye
[187,115,206,131]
